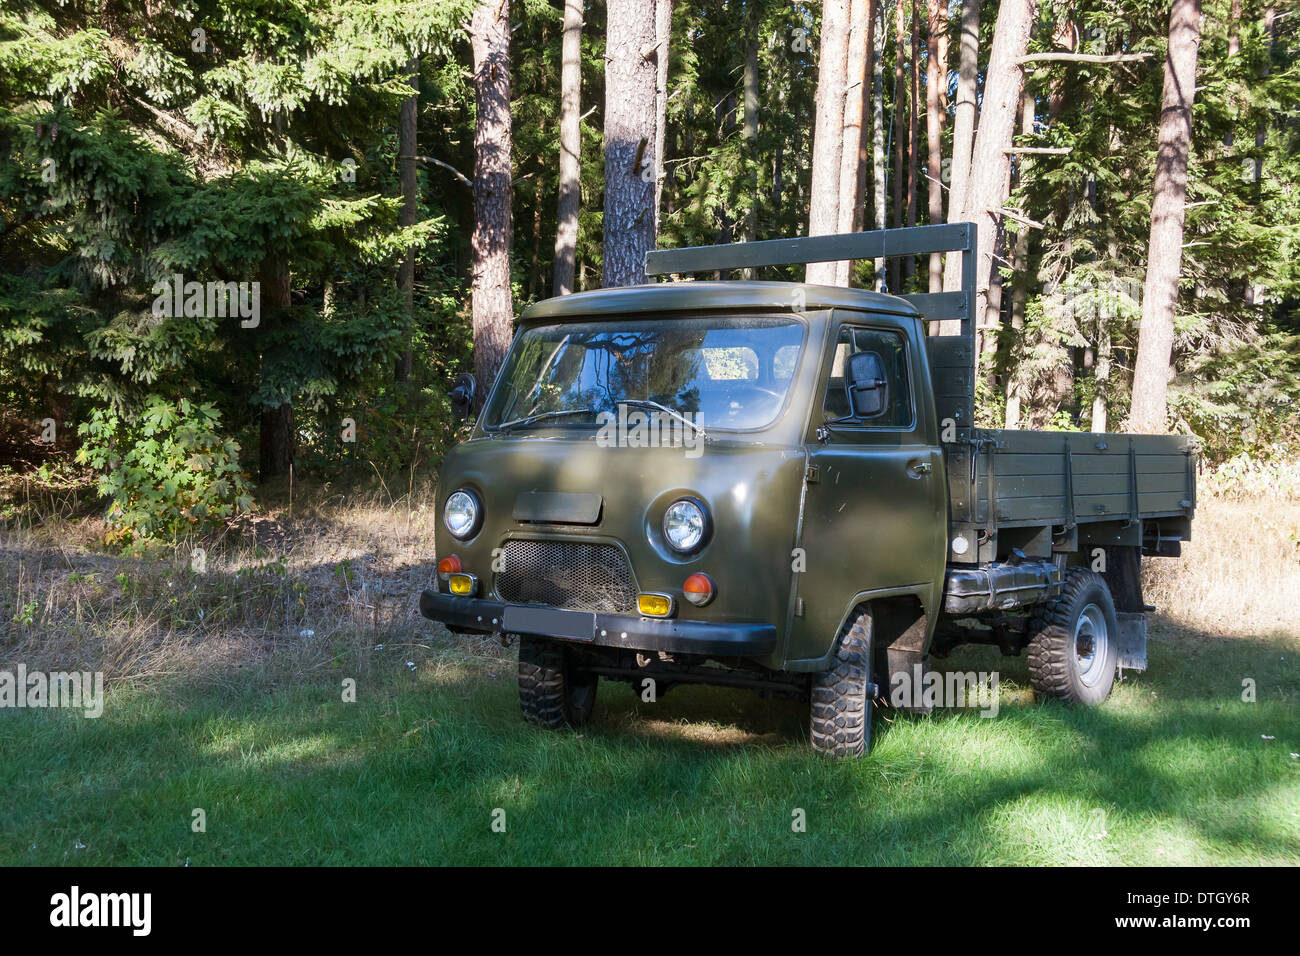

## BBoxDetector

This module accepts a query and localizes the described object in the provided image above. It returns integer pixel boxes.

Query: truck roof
[518,281,922,323]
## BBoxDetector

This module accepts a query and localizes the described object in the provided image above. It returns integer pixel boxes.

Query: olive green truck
[420,224,1196,756]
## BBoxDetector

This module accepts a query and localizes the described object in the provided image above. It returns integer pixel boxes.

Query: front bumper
[419,589,777,658]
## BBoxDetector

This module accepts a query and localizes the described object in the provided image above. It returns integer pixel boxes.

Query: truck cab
[420,225,1196,756]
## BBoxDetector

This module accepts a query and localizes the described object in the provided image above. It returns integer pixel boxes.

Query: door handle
[907,459,933,478]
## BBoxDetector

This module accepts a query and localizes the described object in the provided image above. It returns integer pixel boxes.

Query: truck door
[783,315,948,667]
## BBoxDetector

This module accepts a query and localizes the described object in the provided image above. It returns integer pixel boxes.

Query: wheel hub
[1074,602,1110,688]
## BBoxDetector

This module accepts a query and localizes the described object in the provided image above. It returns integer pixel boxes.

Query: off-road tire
[1027,569,1119,706]
[518,635,598,729]
[810,610,874,757]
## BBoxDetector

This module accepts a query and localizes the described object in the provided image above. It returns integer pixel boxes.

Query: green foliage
[1007,0,1300,437]
[2,0,1299,516]
[75,395,252,543]
[1170,330,1300,463]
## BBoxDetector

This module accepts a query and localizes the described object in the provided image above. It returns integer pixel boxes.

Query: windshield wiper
[493,407,597,433]
[619,399,709,440]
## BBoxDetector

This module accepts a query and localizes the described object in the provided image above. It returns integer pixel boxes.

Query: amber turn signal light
[636,593,675,617]
[448,572,478,596]
[682,572,715,606]
[437,555,462,581]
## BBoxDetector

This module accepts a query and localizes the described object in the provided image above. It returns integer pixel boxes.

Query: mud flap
[1115,612,1148,672]
[885,646,933,714]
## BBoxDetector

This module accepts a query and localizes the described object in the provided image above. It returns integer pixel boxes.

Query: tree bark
[395,57,418,381]
[1091,326,1112,433]
[714,92,737,278]
[655,0,672,223]
[926,0,949,294]
[852,0,878,235]
[1129,0,1201,434]
[905,0,919,283]
[552,0,582,297]
[603,0,661,286]
[834,0,873,286]
[889,0,906,291]
[954,0,1036,358]
[807,0,850,286]
[743,5,760,279]
[259,251,294,480]
[470,0,515,398]
[1005,89,1034,429]
[870,0,887,289]
[942,0,979,297]
[1247,5,1275,305]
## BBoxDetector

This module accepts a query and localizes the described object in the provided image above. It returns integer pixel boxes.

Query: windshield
[483,315,806,432]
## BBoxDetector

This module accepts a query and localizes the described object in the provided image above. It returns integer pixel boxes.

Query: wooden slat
[992,473,1125,499]
[1137,472,1189,495]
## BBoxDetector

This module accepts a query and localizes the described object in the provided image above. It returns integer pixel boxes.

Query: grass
[0,481,1297,865]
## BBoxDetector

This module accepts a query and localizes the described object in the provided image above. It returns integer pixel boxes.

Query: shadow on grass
[1,615,1295,865]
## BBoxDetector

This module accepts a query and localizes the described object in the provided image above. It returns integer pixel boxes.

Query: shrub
[76,395,252,543]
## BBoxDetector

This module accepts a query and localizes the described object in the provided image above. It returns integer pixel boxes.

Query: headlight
[662,497,709,553]
[443,489,482,539]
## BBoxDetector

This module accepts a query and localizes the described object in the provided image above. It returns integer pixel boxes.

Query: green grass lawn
[2,617,1297,866]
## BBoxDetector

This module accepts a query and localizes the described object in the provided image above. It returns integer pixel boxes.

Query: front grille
[495,539,636,613]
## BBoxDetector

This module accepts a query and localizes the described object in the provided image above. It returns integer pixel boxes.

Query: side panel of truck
[945,429,1197,565]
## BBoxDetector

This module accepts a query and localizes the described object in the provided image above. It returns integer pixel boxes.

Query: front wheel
[1026,569,1119,705]
[809,609,875,757]
[517,636,598,729]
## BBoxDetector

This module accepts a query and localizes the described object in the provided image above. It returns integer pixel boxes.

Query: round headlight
[443,490,482,540]
[662,498,709,553]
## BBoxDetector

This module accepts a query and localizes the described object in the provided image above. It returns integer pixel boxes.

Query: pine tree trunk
[655,0,672,223]
[981,222,1005,366]
[603,0,660,286]
[835,0,873,286]
[1005,89,1034,430]
[743,6,760,279]
[889,0,905,291]
[905,0,919,283]
[395,57,418,382]
[470,0,515,398]
[871,0,887,289]
[552,0,582,297]
[1091,326,1112,433]
[926,0,949,294]
[714,92,737,278]
[1129,0,1201,434]
[259,251,294,481]
[527,191,542,299]
[806,0,850,286]
[1246,4,1275,305]
[957,0,1035,356]
[942,0,979,298]
[852,0,878,235]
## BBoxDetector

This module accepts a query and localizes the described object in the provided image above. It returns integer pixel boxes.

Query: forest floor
[0,480,1297,865]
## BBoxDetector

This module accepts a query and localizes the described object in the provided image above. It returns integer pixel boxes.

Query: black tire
[1027,569,1119,706]
[810,609,874,757]
[517,635,598,728]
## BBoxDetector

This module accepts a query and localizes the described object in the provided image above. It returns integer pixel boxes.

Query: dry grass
[1143,490,1300,639]
[0,479,510,688]
[1,474,1295,690]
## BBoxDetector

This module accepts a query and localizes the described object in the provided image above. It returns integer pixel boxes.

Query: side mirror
[450,372,477,421]
[845,351,888,419]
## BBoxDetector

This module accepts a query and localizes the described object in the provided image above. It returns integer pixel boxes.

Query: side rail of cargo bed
[946,429,1197,567]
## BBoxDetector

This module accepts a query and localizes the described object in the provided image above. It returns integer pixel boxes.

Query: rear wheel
[1027,569,1119,705]
[517,636,598,728]
[810,610,875,757]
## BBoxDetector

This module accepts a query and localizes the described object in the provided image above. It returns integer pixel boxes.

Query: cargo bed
[944,429,1197,565]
